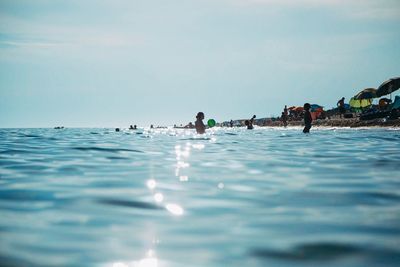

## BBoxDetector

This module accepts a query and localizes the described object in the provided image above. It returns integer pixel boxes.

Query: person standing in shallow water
[245,115,256,130]
[281,112,288,127]
[303,103,312,133]
[195,112,206,134]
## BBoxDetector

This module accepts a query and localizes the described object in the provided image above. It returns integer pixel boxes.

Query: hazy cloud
[231,0,400,20]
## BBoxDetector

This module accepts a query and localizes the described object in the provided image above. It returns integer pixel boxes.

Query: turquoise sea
[0,127,400,267]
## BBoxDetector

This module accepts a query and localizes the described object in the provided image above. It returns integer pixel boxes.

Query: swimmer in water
[195,112,206,134]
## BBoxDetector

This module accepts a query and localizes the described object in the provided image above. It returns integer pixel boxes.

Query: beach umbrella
[376,77,400,97]
[354,88,377,100]
[349,97,372,108]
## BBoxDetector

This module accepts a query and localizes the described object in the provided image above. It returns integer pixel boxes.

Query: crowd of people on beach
[115,92,399,134]
[114,77,399,134]
[192,89,399,134]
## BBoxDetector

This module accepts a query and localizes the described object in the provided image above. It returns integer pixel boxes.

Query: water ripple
[0,127,399,267]
[97,198,162,210]
[72,146,144,153]
[251,242,400,262]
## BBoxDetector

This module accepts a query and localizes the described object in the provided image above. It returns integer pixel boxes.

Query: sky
[0,0,399,128]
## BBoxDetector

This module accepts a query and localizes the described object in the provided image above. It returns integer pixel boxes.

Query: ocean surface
[1,127,400,267]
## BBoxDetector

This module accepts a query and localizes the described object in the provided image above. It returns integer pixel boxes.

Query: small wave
[73,147,143,153]
[373,158,400,170]
[1,149,34,155]
[0,189,55,201]
[19,134,41,138]
[251,243,362,261]
[250,242,400,263]
[354,191,400,202]
[105,156,130,160]
[0,160,23,166]
[97,198,162,210]
[181,137,211,141]
[0,254,37,267]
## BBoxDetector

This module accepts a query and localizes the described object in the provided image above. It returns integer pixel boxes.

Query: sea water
[0,127,399,267]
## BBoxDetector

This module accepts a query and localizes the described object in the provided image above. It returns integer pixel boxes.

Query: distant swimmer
[185,122,194,128]
[245,115,256,130]
[129,125,137,130]
[303,103,312,133]
[195,112,206,134]
[115,128,120,132]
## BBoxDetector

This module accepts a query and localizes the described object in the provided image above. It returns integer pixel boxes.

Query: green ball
[207,119,216,127]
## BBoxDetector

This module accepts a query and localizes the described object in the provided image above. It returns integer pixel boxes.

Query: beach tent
[310,104,323,112]
[354,88,378,100]
[310,104,324,120]
[376,77,400,97]
[349,97,372,109]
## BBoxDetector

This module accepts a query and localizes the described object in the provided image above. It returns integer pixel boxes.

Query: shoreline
[259,118,400,128]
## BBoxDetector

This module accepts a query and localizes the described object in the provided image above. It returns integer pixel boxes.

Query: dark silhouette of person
[337,97,345,118]
[230,120,234,127]
[115,128,120,132]
[284,105,288,117]
[303,103,312,133]
[195,112,206,134]
[245,115,256,129]
[281,112,288,127]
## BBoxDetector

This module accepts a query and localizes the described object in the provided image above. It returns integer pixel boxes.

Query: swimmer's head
[196,112,204,120]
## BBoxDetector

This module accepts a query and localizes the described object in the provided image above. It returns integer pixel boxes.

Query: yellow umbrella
[349,97,372,108]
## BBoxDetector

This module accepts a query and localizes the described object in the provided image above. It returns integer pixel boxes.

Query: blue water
[1,127,400,267]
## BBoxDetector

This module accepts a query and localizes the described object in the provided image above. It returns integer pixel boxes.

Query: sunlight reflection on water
[0,127,400,267]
